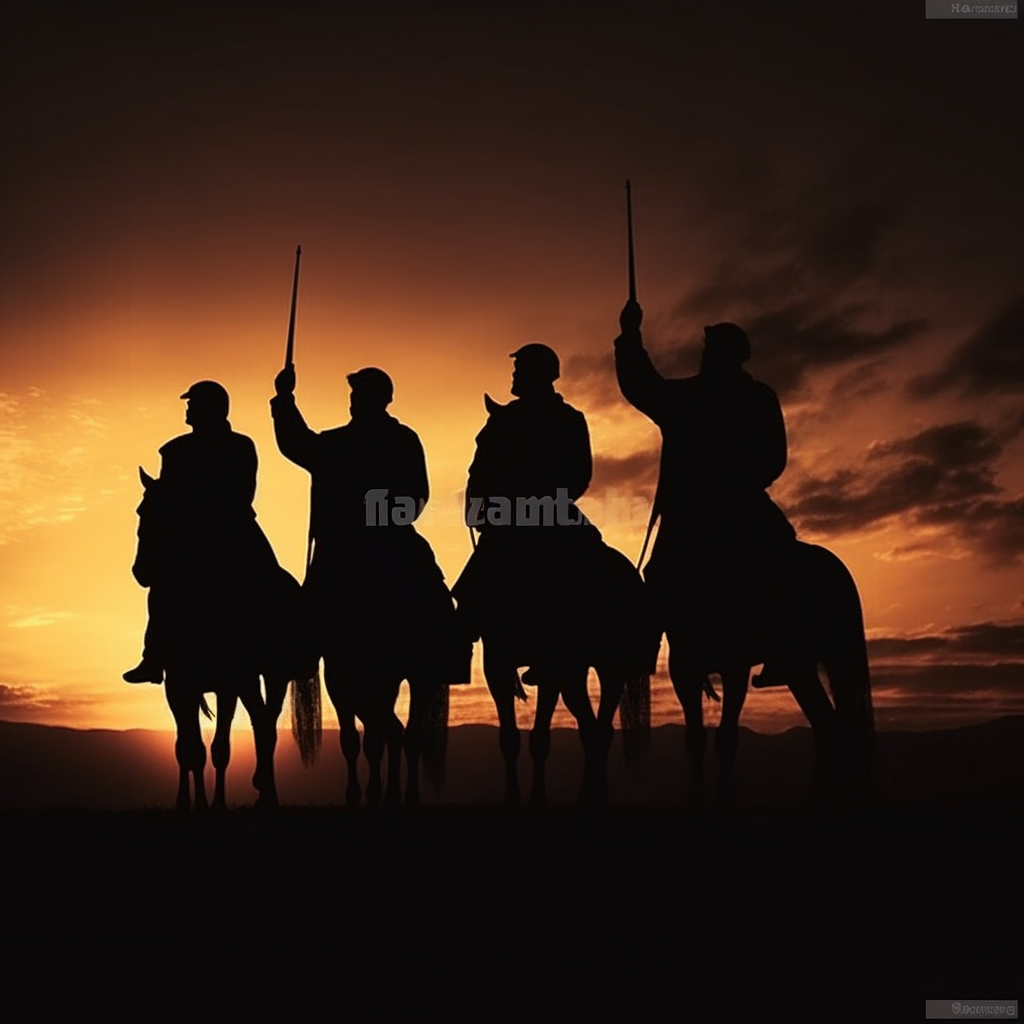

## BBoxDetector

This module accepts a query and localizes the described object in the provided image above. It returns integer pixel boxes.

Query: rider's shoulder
[227,430,258,456]
[158,432,192,458]
[388,417,425,450]
[746,377,782,404]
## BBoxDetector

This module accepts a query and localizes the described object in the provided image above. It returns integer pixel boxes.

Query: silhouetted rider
[455,343,608,679]
[466,343,591,530]
[124,380,277,683]
[614,300,795,660]
[271,363,459,685]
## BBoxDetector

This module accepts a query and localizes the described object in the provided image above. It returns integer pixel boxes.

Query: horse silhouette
[458,530,655,805]
[670,540,876,807]
[132,467,312,810]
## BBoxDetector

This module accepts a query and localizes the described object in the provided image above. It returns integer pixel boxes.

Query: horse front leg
[668,637,709,808]
[359,682,402,811]
[324,664,362,806]
[483,644,521,806]
[245,678,280,810]
[384,707,404,809]
[167,680,205,812]
[211,690,238,813]
[715,660,750,809]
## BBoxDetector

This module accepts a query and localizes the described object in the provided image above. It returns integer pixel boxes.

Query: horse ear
[484,393,503,415]
[139,466,155,487]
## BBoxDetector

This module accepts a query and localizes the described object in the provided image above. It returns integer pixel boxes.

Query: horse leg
[167,680,205,812]
[528,680,560,806]
[668,639,709,807]
[383,703,404,809]
[406,678,451,805]
[559,664,609,805]
[360,679,402,810]
[403,678,428,806]
[715,659,749,808]
[325,664,362,806]
[789,664,839,807]
[483,645,521,805]
[244,679,279,810]
[211,690,238,812]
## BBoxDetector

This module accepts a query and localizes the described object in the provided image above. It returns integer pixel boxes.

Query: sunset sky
[2,3,1022,735]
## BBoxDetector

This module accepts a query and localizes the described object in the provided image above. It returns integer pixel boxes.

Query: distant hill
[1,716,1021,811]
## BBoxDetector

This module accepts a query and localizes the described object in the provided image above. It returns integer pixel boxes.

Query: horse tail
[811,545,878,803]
[199,695,214,721]
[618,672,651,764]
[420,683,450,790]
[290,671,323,767]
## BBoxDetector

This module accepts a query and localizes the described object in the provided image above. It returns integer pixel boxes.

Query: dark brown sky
[1,1,1022,730]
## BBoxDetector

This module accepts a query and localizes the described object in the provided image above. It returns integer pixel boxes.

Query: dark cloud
[869,622,1024,662]
[864,621,1024,726]
[869,663,1024,730]
[591,449,658,493]
[909,293,1024,399]
[784,420,1024,564]
[664,173,930,398]
[744,304,929,398]
[873,663,1024,695]
[562,351,620,412]
[0,682,61,716]
[787,421,1000,531]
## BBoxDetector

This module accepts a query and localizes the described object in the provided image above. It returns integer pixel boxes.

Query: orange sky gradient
[2,3,1022,735]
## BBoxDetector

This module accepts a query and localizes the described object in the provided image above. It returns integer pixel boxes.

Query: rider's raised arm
[270,366,317,471]
[613,301,671,426]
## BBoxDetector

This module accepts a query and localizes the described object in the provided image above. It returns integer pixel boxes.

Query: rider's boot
[123,658,164,684]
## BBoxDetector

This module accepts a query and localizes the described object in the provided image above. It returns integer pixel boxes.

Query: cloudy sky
[2,2,1022,732]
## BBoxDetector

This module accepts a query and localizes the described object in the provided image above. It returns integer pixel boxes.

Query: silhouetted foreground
[2,719,1019,960]
[3,800,1018,961]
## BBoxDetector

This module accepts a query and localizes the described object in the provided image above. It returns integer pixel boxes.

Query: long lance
[626,182,659,571]
[284,244,302,369]
[626,178,637,303]
[281,245,314,572]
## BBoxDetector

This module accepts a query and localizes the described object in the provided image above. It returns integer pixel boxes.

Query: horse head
[131,466,162,587]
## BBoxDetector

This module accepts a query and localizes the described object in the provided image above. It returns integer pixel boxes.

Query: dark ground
[1,718,1019,993]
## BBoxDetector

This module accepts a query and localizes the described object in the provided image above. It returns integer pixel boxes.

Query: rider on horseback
[454,343,655,681]
[124,380,279,684]
[614,300,797,677]
[271,363,464,688]
[454,344,595,670]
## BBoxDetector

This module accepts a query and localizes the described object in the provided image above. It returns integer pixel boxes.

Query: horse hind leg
[528,681,560,806]
[788,664,839,808]
[558,664,612,806]
[668,643,709,808]
[483,647,523,805]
